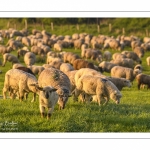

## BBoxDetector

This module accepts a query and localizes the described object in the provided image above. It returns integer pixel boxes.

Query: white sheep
[53,43,62,52]
[111,66,142,82]
[3,69,39,102]
[2,53,20,67]
[59,63,74,73]
[31,84,59,119]
[27,65,45,75]
[75,75,122,105]
[24,52,36,66]
[38,68,71,110]
[146,56,150,66]
[0,45,13,55]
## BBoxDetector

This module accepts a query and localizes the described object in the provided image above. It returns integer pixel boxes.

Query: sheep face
[57,88,70,110]
[123,80,132,88]
[110,91,122,104]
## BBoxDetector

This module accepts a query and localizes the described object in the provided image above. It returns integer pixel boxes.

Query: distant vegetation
[1,18,150,37]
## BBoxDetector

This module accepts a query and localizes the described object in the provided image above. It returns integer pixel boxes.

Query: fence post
[51,22,54,31]
[109,23,112,32]
[146,29,148,36]
[76,24,79,30]
[122,28,125,34]
[7,21,10,28]
[97,25,100,33]
[25,19,28,29]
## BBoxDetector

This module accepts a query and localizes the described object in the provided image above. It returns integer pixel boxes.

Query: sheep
[63,52,80,65]
[31,84,59,119]
[74,39,84,50]
[134,64,143,72]
[59,63,74,73]
[75,75,122,105]
[133,46,145,58]
[107,77,132,91]
[38,68,71,110]
[136,73,150,90]
[12,63,25,69]
[99,61,118,73]
[112,53,127,60]
[31,46,45,57]
[121,51,142,64]
[27,65,45,75]
[21,37,31,47]
[72,59,98,71]
[110,58,135,69]
[0,45,13,55]
[16,66,35,76]
[53,43,62,52]
[24,52,36,66]
[3,69,39,102]
[2,53,20,67]
[111,66,142,82]
[17,49,28,58]
[103,50,112,61]
[146,56,150,66]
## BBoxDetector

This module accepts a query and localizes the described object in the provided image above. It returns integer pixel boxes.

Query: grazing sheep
[53,43,62,52]
[12,63,25,69]
[21,37,31,47]
[17,49,28,58]
[75,75,122,105]
[103,50,112,61]
[133,46,145,58]
[24,52,36,66]
[3,69,39,102]
[110,58,135,69]
[38,68,71,110]
[74,39,84,50]
[111,66,142,82]
[99,61,118,73]
[136,73,150,90]
[63,52,80,65]
[73,59,97,71]
[107,77,132,91]
[31,46,45,57]
[59,63,74,73]
[112,53,126,60]
[2,53,20,67]
[146,56,150,66]
[0,45,13,55]
[121,51,142,64]
[27,65,45,75]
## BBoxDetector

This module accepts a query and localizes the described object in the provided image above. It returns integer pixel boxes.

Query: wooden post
[51,22,54,31]
[25,19,28,29]
[97,25,100,33]
[42,22,44,30]
[7,21,10,28]
[146,29,148,36]
[14,24,17,29]
[122,28,125,34]
[109,23,112,32]
[76,24,79,30]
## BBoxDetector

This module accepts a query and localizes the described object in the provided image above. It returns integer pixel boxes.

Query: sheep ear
[51,88,57,92]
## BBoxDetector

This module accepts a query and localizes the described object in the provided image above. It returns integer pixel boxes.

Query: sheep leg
[39,105,45,118]
[31,93,36,102]
[97,95,104,106]
[3,87,8,99]
[47,107,54,119]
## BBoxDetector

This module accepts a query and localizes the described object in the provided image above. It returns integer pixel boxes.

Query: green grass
[1,18,150,132]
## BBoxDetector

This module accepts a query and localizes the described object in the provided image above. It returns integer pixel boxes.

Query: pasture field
[0,21,150,132]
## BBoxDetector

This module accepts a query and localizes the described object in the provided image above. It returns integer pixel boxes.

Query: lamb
[3,69,39,102]
[38,68,71,110]
[136,73,150,90]
[30,84,59,119]
[111,66,142,82]
[99,61,118,73]
[24,52,36,66]
[2,53,20,67]
[75,75,122,105]
[27,65,45,75]
[107,77,132,91]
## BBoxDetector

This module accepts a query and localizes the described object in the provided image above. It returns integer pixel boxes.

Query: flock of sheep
[1,27,150,119]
